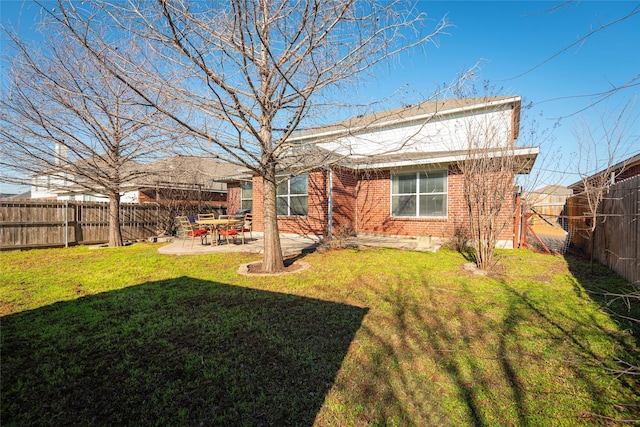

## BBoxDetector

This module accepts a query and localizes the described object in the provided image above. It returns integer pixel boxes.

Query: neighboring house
[225,96,539,248]
[524,185,572,218]
[31,156,237,206]
[568,153,640,194]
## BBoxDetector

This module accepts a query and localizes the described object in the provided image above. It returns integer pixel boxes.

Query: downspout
[327,169,333,238]
[355,167,360,234]
[514,188,521,248]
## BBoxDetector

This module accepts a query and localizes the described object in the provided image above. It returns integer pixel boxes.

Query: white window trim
[277,174,308,217]
[390,170,448,218]
[241,182,252,211]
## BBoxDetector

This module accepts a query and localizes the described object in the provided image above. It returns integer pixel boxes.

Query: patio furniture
[177,216,209,247]
[237,213,252,240]
[218,223,241,245]
[197,213,217,238]
[197,213,218,221]
[195,217,243,246]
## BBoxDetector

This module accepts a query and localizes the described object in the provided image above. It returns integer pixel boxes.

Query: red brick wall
[355,165,515,241]
[278,171,328,235]
[229,165,516,242]
[138,190,154,204]
[226,182,241,214]
[251,176,265,231]
[248,172,329,235]
[331,168,357,233]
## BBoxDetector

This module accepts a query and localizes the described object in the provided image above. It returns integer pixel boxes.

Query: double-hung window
[391,170,447,217]
[241,182,252,212]
[277,174,308,216]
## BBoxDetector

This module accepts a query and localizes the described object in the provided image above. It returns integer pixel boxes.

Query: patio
[157,232,442,256]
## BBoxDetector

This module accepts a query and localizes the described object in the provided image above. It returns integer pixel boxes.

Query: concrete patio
[157,232,442,256]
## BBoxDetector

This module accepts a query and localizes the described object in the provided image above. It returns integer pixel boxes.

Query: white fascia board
[355,146,539,170]
[289,96,521,144]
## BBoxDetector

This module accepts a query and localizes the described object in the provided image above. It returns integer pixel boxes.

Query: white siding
[120,191,139,203]
[319,107,513,156]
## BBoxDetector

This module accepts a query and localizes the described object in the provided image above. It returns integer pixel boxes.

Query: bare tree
[571,100,638,269]
[0,20,173,247]
[507,2,639,117]
[44,0,449,272]
[454,92,538,270]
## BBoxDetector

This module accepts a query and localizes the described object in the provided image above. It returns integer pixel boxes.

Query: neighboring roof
[34,155,240,193]
[138,156,240,191]
[289,96,521,143]
[529,185,572,196]
[568,153,640,189]
[1,191,32,200]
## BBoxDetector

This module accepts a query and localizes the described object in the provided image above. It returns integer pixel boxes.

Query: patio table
[196,218,243,246]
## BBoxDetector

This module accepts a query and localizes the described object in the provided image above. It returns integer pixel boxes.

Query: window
[391,170,447,217]
[277,174,308,216]
[241,182,252,212]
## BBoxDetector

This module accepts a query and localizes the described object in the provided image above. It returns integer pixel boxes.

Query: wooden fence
[0,200,159,250]
[566,175,640,285]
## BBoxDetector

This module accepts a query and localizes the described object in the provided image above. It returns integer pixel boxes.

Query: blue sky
[1,1,639,193]
[362,1,640,188]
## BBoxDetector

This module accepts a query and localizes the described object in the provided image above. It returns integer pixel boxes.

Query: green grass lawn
[1,244,638,426]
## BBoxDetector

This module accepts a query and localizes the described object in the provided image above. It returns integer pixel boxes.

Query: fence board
[567,175,640,285]
[0,200,159,249]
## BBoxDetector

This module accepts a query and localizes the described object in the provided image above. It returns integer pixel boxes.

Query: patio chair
[197,212,217,221]
[197,212,218,244]
[217,223,241,245]
[238,213,252,240]
[176,216,208,248]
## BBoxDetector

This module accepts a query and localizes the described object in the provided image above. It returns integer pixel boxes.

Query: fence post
[64,200,69,248]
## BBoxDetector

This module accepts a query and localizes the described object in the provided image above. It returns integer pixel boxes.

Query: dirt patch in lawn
[238,260,311,276]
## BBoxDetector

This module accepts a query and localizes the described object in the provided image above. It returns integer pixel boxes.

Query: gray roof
[530,185,572,196]
[37,155,240,193]
[139,156,240,190]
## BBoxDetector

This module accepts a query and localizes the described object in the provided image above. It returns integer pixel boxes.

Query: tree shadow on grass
[1,277,368,426]
[339,273,638,426]
[563,255,640,421]
[564,255,640,347]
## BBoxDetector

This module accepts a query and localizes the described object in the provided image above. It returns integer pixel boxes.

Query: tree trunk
[108,192,124,247]
[262,169,284,273]
[589,227,595,272]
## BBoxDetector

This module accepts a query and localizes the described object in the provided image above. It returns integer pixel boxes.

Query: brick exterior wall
[227,165,516,242]
[331,168,357,233]
[226,182,241,214]
[235,173,329,235]
[279,171,328,235]
[355,165,514,241]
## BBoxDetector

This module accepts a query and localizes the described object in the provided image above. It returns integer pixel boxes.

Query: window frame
[240,181,252,212]
[390,170,448,218]
[276,174,309,217]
